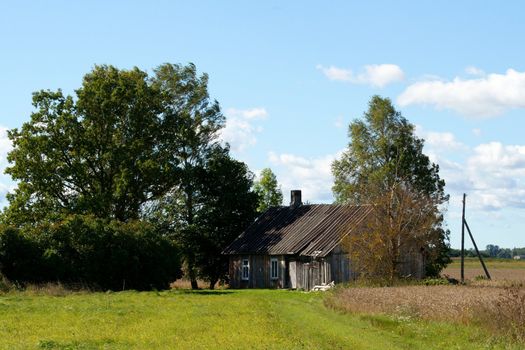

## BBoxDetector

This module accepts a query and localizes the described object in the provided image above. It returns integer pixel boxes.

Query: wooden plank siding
[229,243,425,290]
[229,244,363,290]
[397,248,426,279]
[229,255,287,289]
[295,259,331,291]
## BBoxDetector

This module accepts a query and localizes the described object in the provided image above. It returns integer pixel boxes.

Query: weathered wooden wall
[396,247,425,279]
[327,245,359,283]
[229,255,286,289]
[228,244,425,289]
[295,258,331,290]
[229,254,345,290]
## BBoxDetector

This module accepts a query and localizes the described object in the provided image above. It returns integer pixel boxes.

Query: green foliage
[0,225,42,282]
[5,67,164,223]
[3,63,224,226]
[1,63,255,290]
[449,248,490,258]
[145,147,258,289]
[253,168,283,212]
[474,275,489,281]
[332,96,446,204]
[512,247,525,256]
[149,63,227,289]
[332,96,450,278]
[425,228,452,277]
[193,148,258,288]
[485,245,513,259]
[421,278,450,286]
[0,216,181,290]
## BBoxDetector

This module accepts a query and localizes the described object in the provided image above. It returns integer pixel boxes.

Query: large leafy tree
[194,147,258,289]
[4,66,166,223]
[2,63,256,289]
[253,168,283,213]
[332,96,450,279]
[151,63,225,289]
[144,147,258,289]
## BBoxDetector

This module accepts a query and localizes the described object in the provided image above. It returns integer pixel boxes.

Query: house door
[289,261,297,289]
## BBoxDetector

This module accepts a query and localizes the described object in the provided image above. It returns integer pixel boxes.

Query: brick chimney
[290,190,302,208]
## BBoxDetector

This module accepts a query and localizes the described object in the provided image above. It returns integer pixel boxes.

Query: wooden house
[222,190,425,290]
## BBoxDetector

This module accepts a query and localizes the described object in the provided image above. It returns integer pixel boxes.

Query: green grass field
[447,257,525,269]
[443,257,525,281]
[0,288,519,349]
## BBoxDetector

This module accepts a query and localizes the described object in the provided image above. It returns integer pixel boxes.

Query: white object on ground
[311,281,335,291]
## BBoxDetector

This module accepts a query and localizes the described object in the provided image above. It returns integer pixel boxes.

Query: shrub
[0,225,45,282]
[0,216,182,290]
[473,274,489,281]
[421,278,450,286]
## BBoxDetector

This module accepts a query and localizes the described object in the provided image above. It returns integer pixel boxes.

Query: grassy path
[0,289,516,349]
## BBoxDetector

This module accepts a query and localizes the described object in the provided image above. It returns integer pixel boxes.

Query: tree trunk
[188,265,199,290]
[184,180,199,290]
[186,253,199,290]
[209,278,218,290]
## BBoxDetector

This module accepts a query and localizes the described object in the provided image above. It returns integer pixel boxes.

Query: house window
[242,259,250,280]
[270,257,279,280]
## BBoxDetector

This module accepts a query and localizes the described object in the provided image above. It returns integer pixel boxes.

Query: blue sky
[1,1,524,248]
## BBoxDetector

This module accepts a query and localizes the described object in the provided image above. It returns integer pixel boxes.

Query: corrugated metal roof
[222,204,373,257]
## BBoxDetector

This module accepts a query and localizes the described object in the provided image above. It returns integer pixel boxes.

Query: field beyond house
[0,286,522,349]
[1,259,524,349]
[443,257,525,281]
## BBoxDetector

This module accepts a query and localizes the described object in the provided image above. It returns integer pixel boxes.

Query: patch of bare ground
[170,279,226,290]
[326,282,525,342]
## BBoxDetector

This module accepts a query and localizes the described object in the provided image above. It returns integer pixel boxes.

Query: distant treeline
[449,245,525,259]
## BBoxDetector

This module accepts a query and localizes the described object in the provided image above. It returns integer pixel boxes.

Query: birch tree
[332,96,450,280]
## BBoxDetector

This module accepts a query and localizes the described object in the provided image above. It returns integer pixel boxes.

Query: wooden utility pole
[464,220,491,280]
[461,193,491,282]
[461,193,466,283]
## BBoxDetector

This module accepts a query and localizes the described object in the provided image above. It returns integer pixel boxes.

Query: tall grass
[327,282,525,343]
[0,272,13,293]
[474,286,525,342]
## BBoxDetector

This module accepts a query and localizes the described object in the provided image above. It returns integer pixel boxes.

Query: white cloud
[260,126,525,221]
[415,125,466,152]
[0,127,11,160]
[410,126,525,215]
[421,133,525,212]
[316,65,354,82]
[398,68,525,117]
[465,66,485,76]
[0,126,14,208]
[220,108,267,152]
[268,151,343,203]
[334,115,345,129]
[468,142,525,171]
[225,107,268,120]
[362,64,405,88]
[472,128,482,137]
[316,64,404,87]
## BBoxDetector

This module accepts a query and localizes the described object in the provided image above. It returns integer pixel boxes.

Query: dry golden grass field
[327,281,525,344]
[325,258,525,344]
